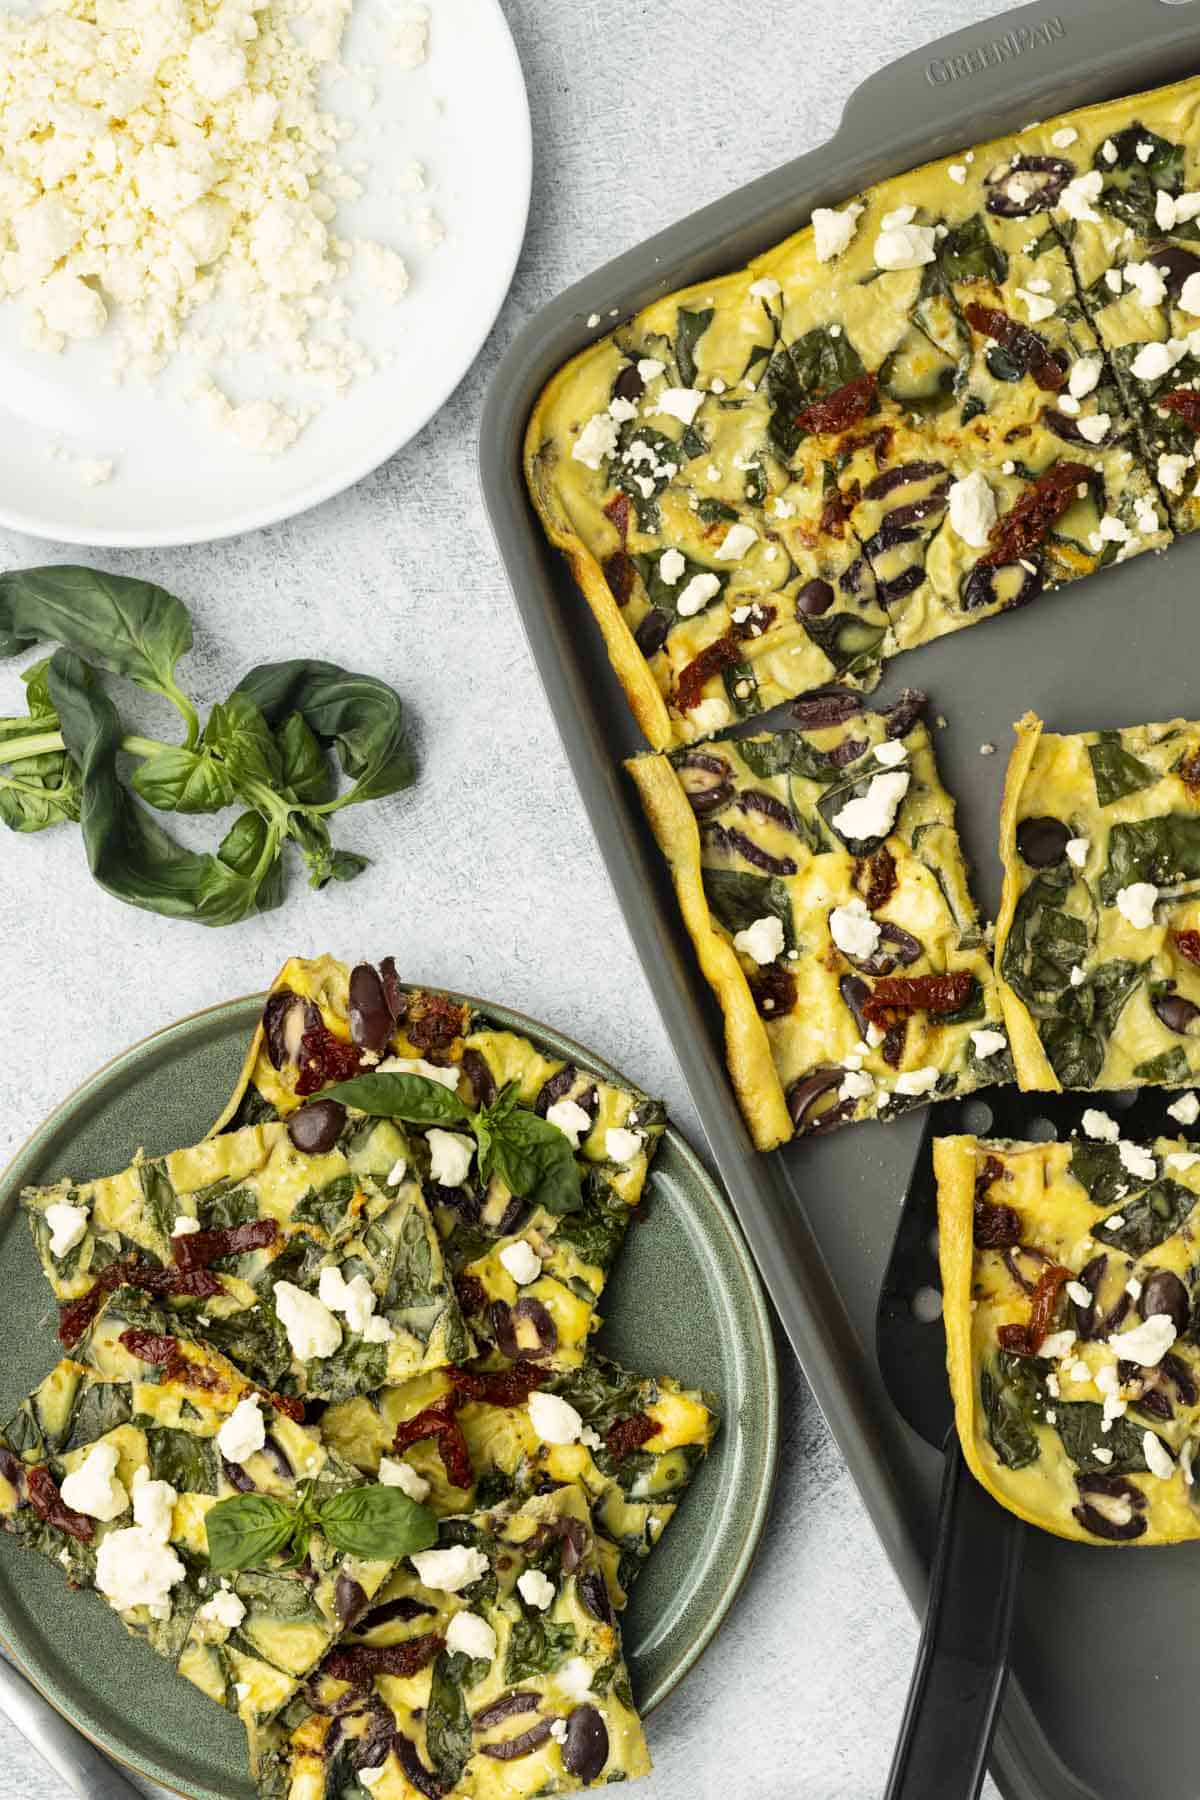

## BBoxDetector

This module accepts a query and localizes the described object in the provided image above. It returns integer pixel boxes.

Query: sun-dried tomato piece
[56,1259,133,1347]
[603,551,636,605]
[964,302,1066,393]
[1175,929,1200,966]
[606,1412,658,1463]
[435,1420,474,1491]
[819,480,860,540]
[173,1218,278,1272]
[25,1466,93,1543]
[603,492,632,545]
[392,1395,473,1488]
[750,963,798,1019]
[974,1200,1022,1248]
[676,634,741,714]
[881,1019,908,1068]
[447,1365,547,1408]
[794,372,878,437]
[252,1386,306,1423]
[324,1633,445,1685]
[405,991,469,1056]
[857,847,897,912]
[1159,388,1200,433]
[981,461,1092,569]
[862,971,976,1026]
[295,1024,364,1097]
[119,1327,179,1365]
[997,1264,1071,1355]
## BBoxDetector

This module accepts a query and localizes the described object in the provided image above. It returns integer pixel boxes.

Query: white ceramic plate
[0,0,531,547]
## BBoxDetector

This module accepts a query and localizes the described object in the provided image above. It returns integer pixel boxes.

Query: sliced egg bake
[997,711,1200,1093]
[21,1115,471,1400]
[629,688,1006,1148]
[938,1128,1200,1543]
[522,79,1200,751]
[212,956,667,1369]
[249,1482,650,1799]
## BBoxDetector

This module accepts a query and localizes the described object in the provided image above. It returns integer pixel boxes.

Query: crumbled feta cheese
[45,1202,88,1259]
[1104,268,1123,295]
[608,396,638,425]
[358,1767,387,1791]
[638,358,666,383]
[715,522,758,561]
[1075,412,1111,445]
[605,1126,645,1164]
[651,388,705,426]
[828,898,881,961]
[318,1266,390,1339]
[1168,1149,1200,1172]
[171,1215,201,1238]
[894,1067,938,1097]
[1130,341,1177,382]
[1101,139,1118,165]
[1016,286,1056,323]
[1065,1280,1093,1308]
[675,572,722,617]
[732,915,786,965]
[1051,126,1078,148]
[131,1466,176,1541]
[812,204,862,263]
[1065,837,1089,867]
[748,277,781,300]
[60,1442,129,1522]
[376,1056,461,1090]
[216,1397,265,1466]
[1180,273,1200,317]
[96,1526,186,1619]
[427,1129,475,1187]
[528,1391,587,1445]
[658,549,686,586]
[1070,965,1086,987]
[873,740,908,767]
[874,222,937,271]
[273,1281,342,1360]
[687,697,733,734]
[446,1610,497,1662]
[1083,1109,1120,1143]
[410,1545,490,1592]
[1124,260,1167,309]
[545,1099,593,1149]
[1068,357,1102,401]
[517,1568,556,1611]
[948,164,968,185]
[572,414,619,470]
[970,1029,1007,1060]
[1159,453,1192,495]
[947,471,997,548]
[196,1582,246,1631]
[839,1070,874,1102]
[379,1456,431,1502]
[499,1240,543,1286]
[1058,171,1104,223]
[1116,882,1159,929]
[1040,1330,1076,1361]
[1168,1092,1200,1127]
[1118,1140,1157,1182]
[1099,515,1130,544]
[558,1658,596,1702]
[386,1157,408,1187]
[1110,1314,1177,1366]
[830,772,909,842]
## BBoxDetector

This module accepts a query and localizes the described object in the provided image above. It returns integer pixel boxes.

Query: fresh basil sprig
[0,567,416,925]
[205,1479,437,1574]
[322,1073,583,1215]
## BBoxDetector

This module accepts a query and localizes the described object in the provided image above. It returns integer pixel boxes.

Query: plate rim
[0,0,533,549]
[0,987,779,1797]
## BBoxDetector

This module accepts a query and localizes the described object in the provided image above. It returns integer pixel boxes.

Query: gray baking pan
[479,3,1200,1795]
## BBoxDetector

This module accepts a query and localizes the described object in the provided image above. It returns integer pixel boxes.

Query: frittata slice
[319,1352,720,1610]
[1019,80,1200,530]
[212,957,666,1369]
[996,710,1200,1092]
[938,1130,1200,1544]
[0,1289,398,1729]
[250,1483,650,1798]
[628,689,1005,1149]
[21,1117,471,1399]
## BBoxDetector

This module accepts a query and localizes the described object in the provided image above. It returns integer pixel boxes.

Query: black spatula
[875,1082,1188,1799]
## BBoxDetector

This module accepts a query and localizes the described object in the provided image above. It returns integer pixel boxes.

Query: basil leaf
[1087,733,1160,807]
[796,610,886,679]
[323,1072,471,1125]
[980,1352,1046,1471]
[315,1484,437,1559]
[131,745,236,814]
[1133,1046,1191,1083]
[1069,1140,1131,1210]
[425,1651,475,1790]
[630,552,726,620]
[504,1614,576,1683]
[482,1105,582,1216]
[286,811,369,890]
[205,1492,297,1572]
[47,652,283,928]
[276,711,333,804]
[0,565,194,726]
[938,213,1007,284]
[701,868,795,954]
[0,662,79,834]
[1054,1402,1154,1474]
[233,660,415,809]
[674,307,713,389]
[204,692,283,792]
[1100,815,1200,904]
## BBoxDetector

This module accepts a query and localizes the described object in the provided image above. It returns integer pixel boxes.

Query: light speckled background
[0,0,1019,1793]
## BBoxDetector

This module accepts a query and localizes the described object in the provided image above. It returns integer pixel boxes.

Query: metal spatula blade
[875,1082,1194,1800]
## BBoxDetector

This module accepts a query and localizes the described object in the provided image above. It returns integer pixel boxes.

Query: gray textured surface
[0,0,1019,1793]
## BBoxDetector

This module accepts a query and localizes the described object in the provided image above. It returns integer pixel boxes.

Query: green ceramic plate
[0,992,778,1799]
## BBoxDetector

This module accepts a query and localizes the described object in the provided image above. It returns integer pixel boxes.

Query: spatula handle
[883,1440,1025,1800]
